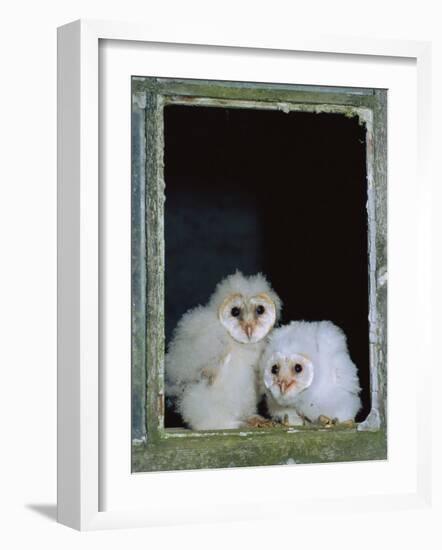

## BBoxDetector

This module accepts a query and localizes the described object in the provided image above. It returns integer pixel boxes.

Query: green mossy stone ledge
[132,426,387,472]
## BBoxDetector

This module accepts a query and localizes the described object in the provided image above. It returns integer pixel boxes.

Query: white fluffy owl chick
[165,271,282,430]
[260,321,361,425]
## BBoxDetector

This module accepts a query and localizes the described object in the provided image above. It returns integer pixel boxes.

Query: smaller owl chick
[260,321,361,426]
[166,271,282,430]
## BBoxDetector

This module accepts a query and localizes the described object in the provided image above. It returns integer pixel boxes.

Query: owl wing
[165,306,228,397]
[317,321,361,395]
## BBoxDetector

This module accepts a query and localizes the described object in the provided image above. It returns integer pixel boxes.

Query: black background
[164,104,370,425]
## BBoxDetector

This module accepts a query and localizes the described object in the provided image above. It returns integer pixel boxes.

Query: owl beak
[244,324,253,339]
[279,379,295,394]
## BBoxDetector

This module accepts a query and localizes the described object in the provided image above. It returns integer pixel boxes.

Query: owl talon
[318,415,337,427]
[274,413,304,427]
[246,415,274,428]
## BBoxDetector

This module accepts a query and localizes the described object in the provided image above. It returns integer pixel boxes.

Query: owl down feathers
[165,271,282,430]
[259,321,362,425]
[166,273,361,430]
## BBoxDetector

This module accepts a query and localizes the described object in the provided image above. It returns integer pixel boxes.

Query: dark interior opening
[163,103,370,426]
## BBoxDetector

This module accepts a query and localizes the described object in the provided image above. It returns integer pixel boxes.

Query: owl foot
[318,415,338,428]
[317,416,355,428]
[276,413,305,427]
[266,414,304,427]
[245,415,275,428]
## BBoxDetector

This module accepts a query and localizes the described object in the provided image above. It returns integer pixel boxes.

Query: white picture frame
[57,19,432,530]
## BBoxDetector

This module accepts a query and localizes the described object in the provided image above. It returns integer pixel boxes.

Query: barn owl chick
[165,271,282,430]
[260,321,361,426]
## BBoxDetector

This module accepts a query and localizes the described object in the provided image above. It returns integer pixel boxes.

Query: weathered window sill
[132,427,387,472]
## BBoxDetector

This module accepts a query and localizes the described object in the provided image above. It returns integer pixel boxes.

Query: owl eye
[294,364,303,373]
[271,364,280,375]
[231,307,241,317]
[256,305,265,315]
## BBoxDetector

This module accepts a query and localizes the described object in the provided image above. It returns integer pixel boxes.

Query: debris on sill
[277,102,291,114]
[132,436,146,446]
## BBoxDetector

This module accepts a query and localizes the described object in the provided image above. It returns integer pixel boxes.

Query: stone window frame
[131,76,387,472]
